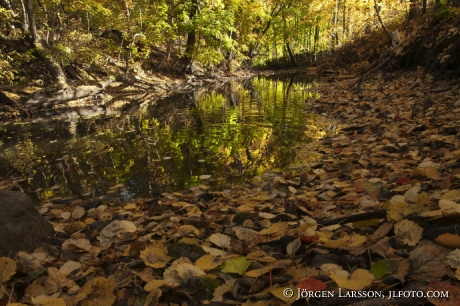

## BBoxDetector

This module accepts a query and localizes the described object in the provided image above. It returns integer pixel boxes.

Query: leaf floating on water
[199,175,211,180]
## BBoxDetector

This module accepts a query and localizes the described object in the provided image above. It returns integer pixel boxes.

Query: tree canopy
[0,0,413,83]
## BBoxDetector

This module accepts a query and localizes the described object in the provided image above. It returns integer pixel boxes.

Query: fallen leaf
[394,219,423,246]
[140,241,171,268]
[435,233,460,248]
[370,259,398,279]
[427,281,460,306]
[220,256,251,275]
[295,277,327,291]
[195,254,223,271]
[74,277,116,306]
[0,257,17,283]
[144,279,164,292]
[447,249,460,268]
[329,269,375,290]
[409,240,450,282]
[144,289,162,305]
[209,233,231,248]
[286,238,301,257]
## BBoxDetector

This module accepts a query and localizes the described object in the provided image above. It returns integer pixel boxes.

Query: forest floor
[1,10,460,306]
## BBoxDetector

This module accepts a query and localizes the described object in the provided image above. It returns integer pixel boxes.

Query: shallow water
[0,74,330,201]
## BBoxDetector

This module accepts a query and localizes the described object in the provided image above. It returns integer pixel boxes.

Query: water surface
[0,74,331,201]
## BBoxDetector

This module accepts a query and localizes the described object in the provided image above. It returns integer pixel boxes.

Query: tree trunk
[313,24,320,61]
[410,0,419,19]
[183,0,198,73]
[373,0,392,43]
[333,0,339,47]
[285,42,298,66]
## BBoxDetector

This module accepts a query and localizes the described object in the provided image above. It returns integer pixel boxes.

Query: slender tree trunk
[285,42,298,66]
[19,0,29,33]
[410,0,419,19]
[313,24,319,61]
[342,0,346,39]
[333,0,339,46]
[24,0,37,42]
[373,0,392,43]
[183,0,198,73]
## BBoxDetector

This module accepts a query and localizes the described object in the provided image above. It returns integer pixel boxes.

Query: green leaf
[220,256,251,275]
[370,260,398,279]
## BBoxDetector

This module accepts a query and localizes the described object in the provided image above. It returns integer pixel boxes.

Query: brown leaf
[409,240,450,282]
[74,277,116,306]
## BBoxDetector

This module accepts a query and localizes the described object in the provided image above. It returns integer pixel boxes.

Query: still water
[0,74,330,202]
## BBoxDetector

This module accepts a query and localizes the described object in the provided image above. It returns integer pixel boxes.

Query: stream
[0,74,333,202]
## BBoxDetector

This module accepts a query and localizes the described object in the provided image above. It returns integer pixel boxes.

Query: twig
[8,282,15,304]
[317,209,387,226]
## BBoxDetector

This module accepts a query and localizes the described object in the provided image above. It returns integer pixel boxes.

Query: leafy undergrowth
[0,66,460,306]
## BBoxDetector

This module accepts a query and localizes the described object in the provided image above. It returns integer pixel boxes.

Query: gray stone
[0,189,54,258]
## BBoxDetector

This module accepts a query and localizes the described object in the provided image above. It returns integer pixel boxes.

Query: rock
[0,189,54,258]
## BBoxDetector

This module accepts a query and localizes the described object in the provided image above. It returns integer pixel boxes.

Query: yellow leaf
[176,225,200,236]
[144,280,164,292]
[333,181,352,188]
[270,286,298,304]
[441,190,460,201]
[349,235,367,246]
[0,257,17,283]
[59,260,82,276]
[288,186,297,194]
[40,298,66,306]
[144,289,162,305]
[245,266,271,278]
[330,269,374,290]
[195,254,223,271]
[319,236,350,248]
[259,222,288,235]
[75,277,116,306]
[425,166,439,179]
[140,241,171,268]
[435,233,460,248]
